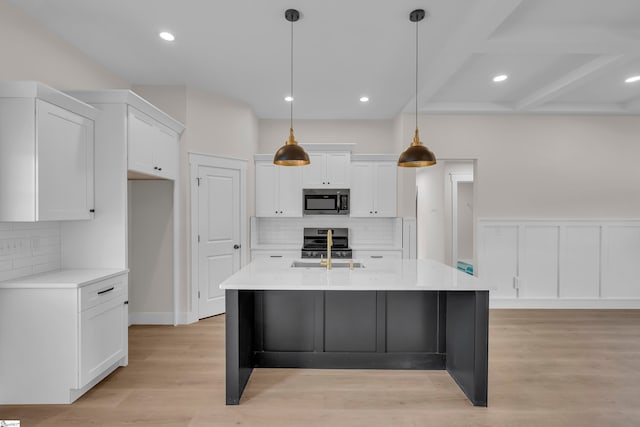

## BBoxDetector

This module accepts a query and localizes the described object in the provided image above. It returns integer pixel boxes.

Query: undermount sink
[291,260,365,269]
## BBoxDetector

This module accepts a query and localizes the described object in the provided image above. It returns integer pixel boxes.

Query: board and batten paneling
[478,225,518,299]
[560,226,601,299]
[478,220,640,308]
[603,225,640,299]
[519,226,559,299]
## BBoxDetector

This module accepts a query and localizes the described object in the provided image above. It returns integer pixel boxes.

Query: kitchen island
[220,258,490,406]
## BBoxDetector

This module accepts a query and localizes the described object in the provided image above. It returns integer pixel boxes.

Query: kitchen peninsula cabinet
[0,81,98,222]
[350,156,397,217]
[0,269,128,404]
[255,157,302,217]
[221,258,489,407]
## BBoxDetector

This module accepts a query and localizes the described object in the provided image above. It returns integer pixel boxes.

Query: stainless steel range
[301,227,352,259]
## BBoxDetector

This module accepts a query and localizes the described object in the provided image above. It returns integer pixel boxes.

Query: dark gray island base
[226,289,489,406]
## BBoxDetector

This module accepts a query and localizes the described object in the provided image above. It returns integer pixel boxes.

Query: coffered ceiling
[10,0,640,119]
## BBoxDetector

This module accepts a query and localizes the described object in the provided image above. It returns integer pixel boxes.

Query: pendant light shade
[398,9,436,168]
[397,128,436,167]
[274,128,310,166]
[274,9,310,166]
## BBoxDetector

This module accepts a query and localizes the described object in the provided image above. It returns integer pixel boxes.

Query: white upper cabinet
[127,106,179,180]
[66,90,184,183]
[301,145,353,188]
[350,157,397,217]
[0,82,98,221]
[255,159,302,217]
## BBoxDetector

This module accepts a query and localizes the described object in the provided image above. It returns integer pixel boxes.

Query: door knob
[233,244,241,249]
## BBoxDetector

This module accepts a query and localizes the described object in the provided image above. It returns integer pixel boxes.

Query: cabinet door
[152,126,179,180]
[79,297,126,387]
[127,107,155,176]
[350,162,373,217]
[255,162,279,217]
[302,152,325,187]
[278,166,302,217]
[373,162,397,217]
[325,152,350,188]
[37,100,94,221]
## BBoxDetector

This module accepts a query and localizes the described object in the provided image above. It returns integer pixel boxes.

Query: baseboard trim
[490,298,640,309]
[129,312,175,325]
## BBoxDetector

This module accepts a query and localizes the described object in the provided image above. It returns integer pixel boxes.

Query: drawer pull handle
[97,286,115,295]
[371,255,383,259]
[270,255,283,258]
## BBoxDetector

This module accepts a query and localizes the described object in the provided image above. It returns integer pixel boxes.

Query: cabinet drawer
[251,250,300,261]
[353,250,403,260]
[79,274,127,312]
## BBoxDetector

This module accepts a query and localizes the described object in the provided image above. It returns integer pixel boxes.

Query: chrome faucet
[320,229,332,270]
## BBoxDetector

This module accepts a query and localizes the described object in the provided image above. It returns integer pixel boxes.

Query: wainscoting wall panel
[478,220,640,308]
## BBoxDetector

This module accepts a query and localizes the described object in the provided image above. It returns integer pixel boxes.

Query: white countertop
[0,269,128,289]
[220,258,491,291]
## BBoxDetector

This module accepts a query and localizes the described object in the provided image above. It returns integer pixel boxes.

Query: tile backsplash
[251,216,403,249]
[0,222,61,282]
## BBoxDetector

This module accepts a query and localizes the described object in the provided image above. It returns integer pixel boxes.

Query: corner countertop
[0,269,128,289]
[220,258,491,291]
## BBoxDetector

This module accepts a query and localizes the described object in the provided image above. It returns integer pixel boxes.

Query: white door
[197,164,241,318]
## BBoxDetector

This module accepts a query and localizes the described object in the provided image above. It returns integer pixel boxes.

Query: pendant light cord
[290,17,294,130]
[415,16,418,131]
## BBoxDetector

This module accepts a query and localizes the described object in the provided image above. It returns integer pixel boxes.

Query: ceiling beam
[515,54,629,110]
[419,102,514,113]
[407,0,524,112]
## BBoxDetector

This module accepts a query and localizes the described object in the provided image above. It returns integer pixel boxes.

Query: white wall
[258,119,395,154]
[0,1,128,89]
[128,180,174,317]
[403,113,640,219]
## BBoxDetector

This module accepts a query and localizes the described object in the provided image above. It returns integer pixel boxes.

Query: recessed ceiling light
[493,74,508,83]
[359,96,370,103]
[159,31,175,42]
[284,96,294,102]
[625,75,640,83]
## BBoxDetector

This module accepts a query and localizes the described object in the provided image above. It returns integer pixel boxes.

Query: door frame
[189,152,247,323]
[450,173,474,270]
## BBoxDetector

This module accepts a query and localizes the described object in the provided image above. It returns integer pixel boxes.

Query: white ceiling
[10,0,640,119]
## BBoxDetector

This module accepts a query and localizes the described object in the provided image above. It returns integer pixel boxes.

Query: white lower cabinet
[79,277,128,387]
[0,270,128,404]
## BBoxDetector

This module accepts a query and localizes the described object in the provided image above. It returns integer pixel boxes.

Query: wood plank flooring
[2,309,640,426]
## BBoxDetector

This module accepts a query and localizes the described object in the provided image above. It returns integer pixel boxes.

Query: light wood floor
[2,310,640,426]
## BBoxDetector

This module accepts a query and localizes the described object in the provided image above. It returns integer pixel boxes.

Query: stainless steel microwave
[303,189,350,215]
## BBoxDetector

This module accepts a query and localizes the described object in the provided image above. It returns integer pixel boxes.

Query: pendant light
[274,9,310,166]
[398,9,436,168]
